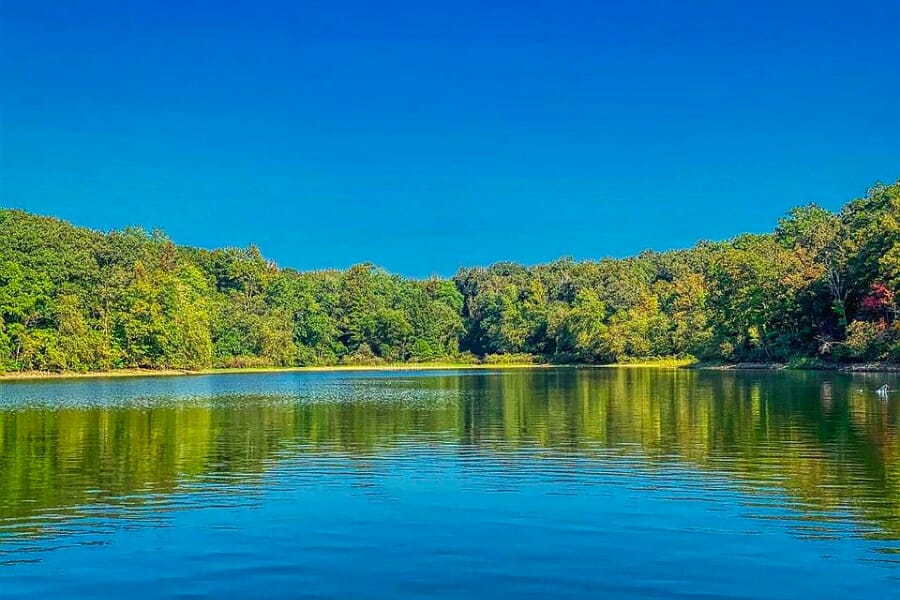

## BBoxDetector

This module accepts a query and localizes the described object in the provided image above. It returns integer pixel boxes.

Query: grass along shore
[0,362,549,382]
[3,358,900,382]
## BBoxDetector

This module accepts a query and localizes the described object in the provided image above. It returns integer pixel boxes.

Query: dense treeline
[1,181,898,372]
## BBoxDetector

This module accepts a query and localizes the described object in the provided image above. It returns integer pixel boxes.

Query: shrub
[215,355,273,369]
[786,356,828,370]
[844,320,890,360]
[483,353,536,365]
[341,343,382,366]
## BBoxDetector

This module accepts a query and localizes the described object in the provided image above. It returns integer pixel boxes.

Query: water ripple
[0,368,898,597]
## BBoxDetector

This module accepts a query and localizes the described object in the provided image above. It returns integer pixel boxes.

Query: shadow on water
[0,368,898,554]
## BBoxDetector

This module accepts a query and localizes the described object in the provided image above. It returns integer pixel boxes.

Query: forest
[0,181,897,373]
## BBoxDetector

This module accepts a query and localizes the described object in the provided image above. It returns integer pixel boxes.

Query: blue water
[1,368,898,598]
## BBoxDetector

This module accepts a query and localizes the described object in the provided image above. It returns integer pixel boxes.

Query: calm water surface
[0,367,898,598]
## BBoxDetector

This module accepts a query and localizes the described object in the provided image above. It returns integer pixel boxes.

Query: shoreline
[3,360,900,382]
[690,361,900,373]
[0,363,549,382]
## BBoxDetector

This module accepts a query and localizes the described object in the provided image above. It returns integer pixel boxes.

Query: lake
[0,367,898,598]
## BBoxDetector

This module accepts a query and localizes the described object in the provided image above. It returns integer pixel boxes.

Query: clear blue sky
[1,0,898,277]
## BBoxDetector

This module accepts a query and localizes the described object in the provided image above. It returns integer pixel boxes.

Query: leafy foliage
[1,180,898,372]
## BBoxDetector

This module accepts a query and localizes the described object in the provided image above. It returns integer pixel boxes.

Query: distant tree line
[0,181,897,372]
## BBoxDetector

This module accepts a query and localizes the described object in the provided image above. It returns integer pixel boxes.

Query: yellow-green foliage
[483,353,537,365]
[1,180,898,372]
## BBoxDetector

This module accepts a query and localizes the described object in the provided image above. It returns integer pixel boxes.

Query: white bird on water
[877,384,889,398]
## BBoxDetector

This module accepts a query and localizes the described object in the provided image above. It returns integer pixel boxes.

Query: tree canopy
[1,181,898,372]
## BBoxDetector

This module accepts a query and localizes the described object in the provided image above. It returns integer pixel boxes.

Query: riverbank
[4,360,900,382]
[691,361,900,373]
[0,362,548,382]
[604,358,698,368]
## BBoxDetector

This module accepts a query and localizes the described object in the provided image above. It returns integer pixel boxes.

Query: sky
[1,0,898,277]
